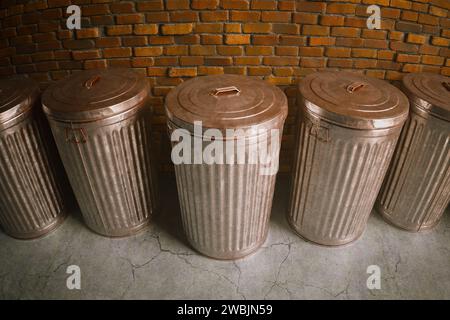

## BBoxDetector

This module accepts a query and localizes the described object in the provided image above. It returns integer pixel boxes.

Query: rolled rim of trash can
[165,74,288,136]
[299,71,410,130]
[0,77,40,130]
[402,72,450,121]
[42,68,150,123]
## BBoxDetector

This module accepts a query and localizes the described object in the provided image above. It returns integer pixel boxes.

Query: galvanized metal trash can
[377,73,450,232]
[165,75,288,259]
[42,68,158,237]
[0,78,68,239]
[288,71,409,246]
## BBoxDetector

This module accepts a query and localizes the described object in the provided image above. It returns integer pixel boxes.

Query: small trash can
[165,75,288,259]
[0,77,68,239]
[377,73,450,232]
[42,68,158,237]
[288,71,409,246]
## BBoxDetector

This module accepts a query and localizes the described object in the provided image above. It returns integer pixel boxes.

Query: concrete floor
[0,175,449,300]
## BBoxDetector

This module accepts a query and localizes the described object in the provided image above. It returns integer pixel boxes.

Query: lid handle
[442,82,450,92]
[210,86,241,97]
[346,82,366,94]
[84,75,100,89]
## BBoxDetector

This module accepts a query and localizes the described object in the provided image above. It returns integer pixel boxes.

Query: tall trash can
[377,73,450,231]
[288,71,409,246]
[0,78,68,239]
[42,69,158,237]
[165,75,288,259]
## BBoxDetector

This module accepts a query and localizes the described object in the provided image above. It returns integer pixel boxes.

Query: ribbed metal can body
[169,124,280,259]
[288,111,402,246]
[288,71,409,246]
[47,107,158,237]
[377,105,450,232]
[0,109,68,239]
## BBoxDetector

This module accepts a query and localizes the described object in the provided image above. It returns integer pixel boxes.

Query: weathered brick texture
[0,0,449,172]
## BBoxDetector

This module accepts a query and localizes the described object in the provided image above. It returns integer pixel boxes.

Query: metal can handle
[210,86,241,97]
[442,81,450,91]
[65,128,87,144]
[84,75,100,89]
[346,82,365,93]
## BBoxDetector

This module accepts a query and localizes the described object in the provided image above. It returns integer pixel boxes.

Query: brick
[248,66,272,76]
[180,56,204,66]
[201,11,228,21]
[161,23,194,35]
[149,36,174,45]
[194,23,223,33]
[166,0,190,10]
[302,25,329,36]
[378,50,395,60]
[164,45,188,55]
[134,47,163,56]
[411,2,428,12]
[106,25,132,36]
[280,35,306,46]
[82,4,109,16]
[422,25,440,35]
[429,6,447,17]
[169,67,197,77]
[327,3,356,14]
[402,64,422,73]
[401,10,418,22]
[72,50,101,60]
[364,39,388,49]
[422,55,445,65]
[300,58,326,68]
[198,66,224,75]
[261,11,291,22]
[225,34,250,44]
[299,47,324,57]
[326,47,351,58]
[246,46,273,55]
[205,57,233,65]
[217,46,243,55]
[110,2,134,13]
[251,0,277,10]
[147,67,167,76]
[419,45,440,55]
[116,14,144,24]
[276,46,298,56]
[376,60,401,70]
[295,1,326,13]
[354,59,377,69]
[243,23,271,34]
[361,30,387,40]
[391,0,412,9]
[396,54,421,63]
[352,48,377,58]
[320,16,345,26]
[175,35,200,44]
[335,38,364,47]
[328,58,353,68]
[221,0,249,9]
[344,17,366,28]
[132,57,154,67]
[170,11,199,22]
[103,47,132,58]
[396,21,422,33]
[278,1,295,11]
[235,57,261,65]
[230,11,260,21]
[201,35,222,45]
[122,36,148,46]
[381,8,401,19]
[146,12,170,22]
[390,41,419,53]
[431,37,450,47]
[263,57,299,66]
[418,14,439,25]
[63,39,95,50]
[190,45,216,55]
[84,60,107,70]
[191,0,219,9]
[136,1,164,11]
[273,67,294,77]
[225,23,241,33]
[390,31,404,41]
[154,57,178,66]
[91,16,115,26]
[309,37,336,46]
[293,13,318,25]
[273,24,299,34]
[134,24,158,35]
[331,27,360,38]
[406,34,427,44]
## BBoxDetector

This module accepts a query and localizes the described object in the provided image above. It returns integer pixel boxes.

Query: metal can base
[85,218,152,238]
[287,216,364,247]
[187,233,268,260]
[376,207,441,233]
[3,211,68,240]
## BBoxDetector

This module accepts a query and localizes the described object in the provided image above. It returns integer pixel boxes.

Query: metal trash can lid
[165,74,288,134]
[299,71,409,130]
[402,73,450,121]
[0,77,39,125]
[42,68,149,123]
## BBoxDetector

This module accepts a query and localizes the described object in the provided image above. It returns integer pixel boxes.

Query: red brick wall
[0,0,449,172]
